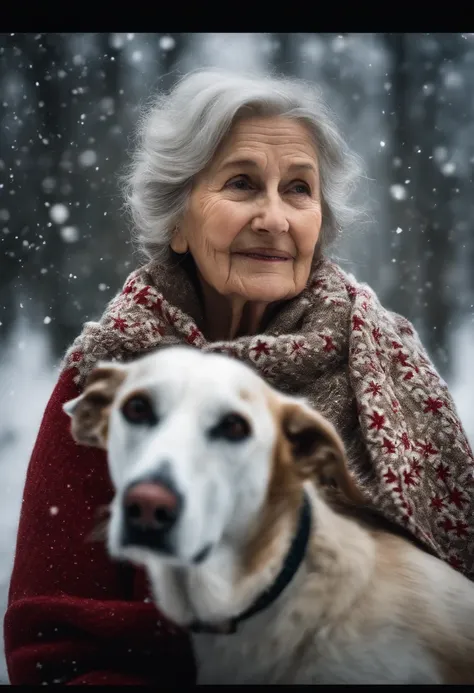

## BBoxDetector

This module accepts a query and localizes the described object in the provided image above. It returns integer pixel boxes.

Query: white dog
[64,346,474,684]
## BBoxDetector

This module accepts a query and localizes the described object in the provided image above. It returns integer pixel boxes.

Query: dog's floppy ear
[63,362,128,449]
[281,400,365,504]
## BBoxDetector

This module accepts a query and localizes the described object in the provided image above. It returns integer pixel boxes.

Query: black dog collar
[190,493,312,635]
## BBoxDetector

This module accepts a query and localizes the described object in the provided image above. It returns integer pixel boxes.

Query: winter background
[0,32,473,682]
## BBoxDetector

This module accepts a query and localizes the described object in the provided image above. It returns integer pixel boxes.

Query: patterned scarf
[63,255,474,579]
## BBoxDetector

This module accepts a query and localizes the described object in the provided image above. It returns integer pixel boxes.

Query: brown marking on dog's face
[242,394,365,576]
[66,365,127,449]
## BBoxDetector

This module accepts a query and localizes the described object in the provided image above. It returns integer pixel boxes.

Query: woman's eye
[227,176,253,191]
[290,182,311,195]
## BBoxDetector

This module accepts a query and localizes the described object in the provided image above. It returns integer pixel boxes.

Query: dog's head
[64,346,363,570]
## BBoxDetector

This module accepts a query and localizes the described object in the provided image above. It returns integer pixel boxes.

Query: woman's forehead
[210,115,319,171]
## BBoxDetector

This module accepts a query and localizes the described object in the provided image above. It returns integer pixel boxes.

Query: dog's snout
[121,472,183,554]
[124,482,179,531]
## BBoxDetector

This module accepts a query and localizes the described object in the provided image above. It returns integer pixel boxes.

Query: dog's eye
[121,395,157,425]
[210,413,251,442]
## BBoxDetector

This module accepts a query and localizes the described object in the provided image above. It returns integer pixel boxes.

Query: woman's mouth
[234,249,293,262]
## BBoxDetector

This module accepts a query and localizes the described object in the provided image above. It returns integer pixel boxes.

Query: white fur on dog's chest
[191,609,300,684]
[191,615,441,685]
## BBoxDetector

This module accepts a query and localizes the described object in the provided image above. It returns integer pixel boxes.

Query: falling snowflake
[78,150,97,167]
[390,184,407,201]
[159,36,176,51]
[49,204,70,224]
[60,226,79,243]
[441,161,456,176]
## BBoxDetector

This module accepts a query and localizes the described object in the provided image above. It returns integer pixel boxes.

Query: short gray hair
[122,68,365,264]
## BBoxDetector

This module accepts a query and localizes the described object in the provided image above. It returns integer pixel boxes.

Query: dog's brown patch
[68,366,127,449]
[242,395,364,577]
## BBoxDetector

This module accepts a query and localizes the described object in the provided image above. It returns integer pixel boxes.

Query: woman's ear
[170,226,189,254]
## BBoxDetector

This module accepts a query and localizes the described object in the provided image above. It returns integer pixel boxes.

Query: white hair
[122,68,365,264]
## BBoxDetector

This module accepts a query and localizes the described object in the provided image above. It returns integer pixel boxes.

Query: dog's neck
[146,485,375,637]
[189,493,312,634]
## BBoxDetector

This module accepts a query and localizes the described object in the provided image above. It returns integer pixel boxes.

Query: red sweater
[3,367,196,685]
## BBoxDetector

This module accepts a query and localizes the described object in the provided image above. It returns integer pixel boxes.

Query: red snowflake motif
[382,437,396,454]
[352,315,365,331]
[186,326,203,345]
[394,351,410,367]
[416,441,438,458]
[330,299,345,308]
[383,467,397,484]
[365,381,382,397]
[391,341,403,349]
[70,350,83,363]
[440,517,455,534]
[361,301,368,312]
[448,488,467,509]
[403,469,418,487]
[451,520,469,538]
[368,410,386,431]
[436,463,450,482]
[403,371,414,381]
[424,397,444,415]
[133,286,152,306]
[321,335,336,353]
[372,327,382,345]
[251,340,271,360]
[430,494,445,511]
[346,285,357,299]
[122,279,136,295]
[410,458,423,478]
[291,339,308,356]
[391,399,399,412]
[112,317,128,333]
[401,432,411,450]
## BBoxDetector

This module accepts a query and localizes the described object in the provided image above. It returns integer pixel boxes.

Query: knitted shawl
[63,256,474,579]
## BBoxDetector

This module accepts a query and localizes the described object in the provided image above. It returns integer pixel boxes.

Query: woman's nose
[251,195,290,235]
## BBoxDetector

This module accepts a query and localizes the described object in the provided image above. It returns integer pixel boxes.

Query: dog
[64,346,474,684]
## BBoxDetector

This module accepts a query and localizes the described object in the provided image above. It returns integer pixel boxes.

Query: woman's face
[172,116,323,304]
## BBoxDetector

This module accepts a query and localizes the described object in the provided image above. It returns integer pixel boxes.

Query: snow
[60,226,79,243]
[390,184,408,201]
[78,150,97,168]
[49,203,70,225]
[159,35,175,52]
[441,161,456,176]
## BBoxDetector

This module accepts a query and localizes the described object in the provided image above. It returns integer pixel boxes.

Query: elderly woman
[4,69,473,685]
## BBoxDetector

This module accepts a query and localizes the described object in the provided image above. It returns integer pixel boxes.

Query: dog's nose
[124,481,180,534]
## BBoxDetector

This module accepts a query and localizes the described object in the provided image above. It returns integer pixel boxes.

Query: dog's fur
[64,346,474,684]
